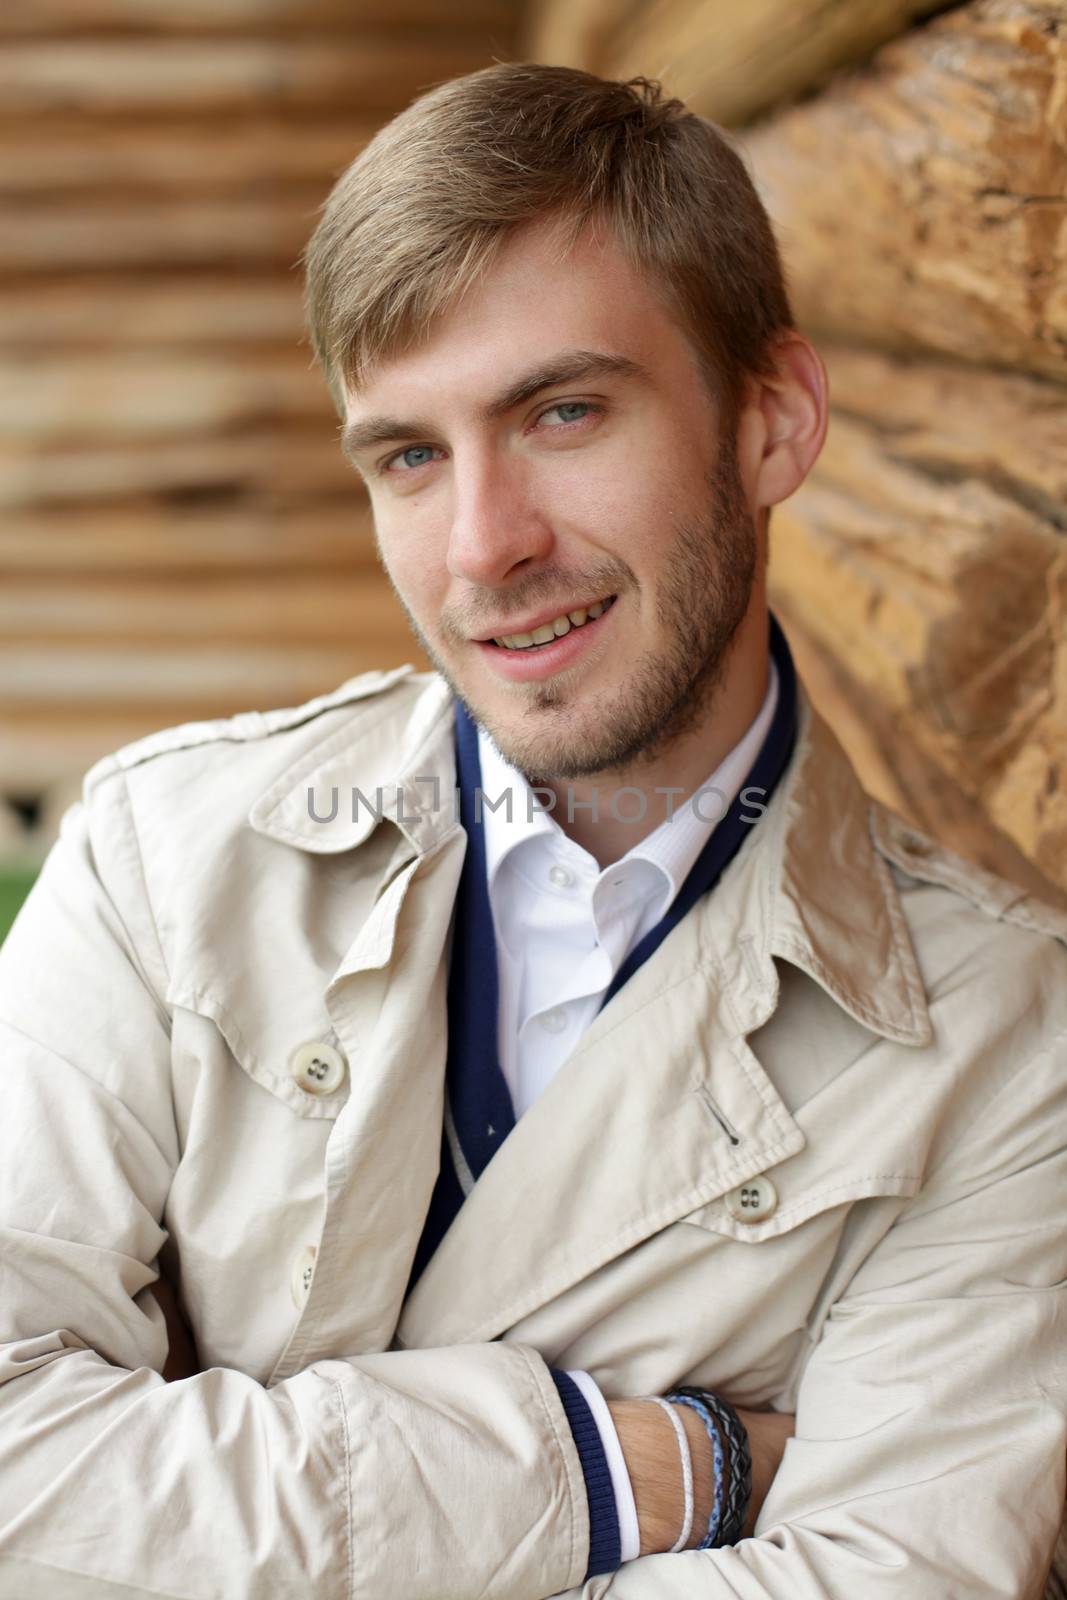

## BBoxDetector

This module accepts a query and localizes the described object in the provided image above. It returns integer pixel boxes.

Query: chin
[487,710,623,783]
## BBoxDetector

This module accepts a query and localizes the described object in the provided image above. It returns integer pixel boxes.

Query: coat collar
[247,671,460,858]
[246,665,931,1051]
[757,690,932,1048]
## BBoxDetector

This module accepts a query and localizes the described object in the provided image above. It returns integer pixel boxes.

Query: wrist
[608,1398,717,1557]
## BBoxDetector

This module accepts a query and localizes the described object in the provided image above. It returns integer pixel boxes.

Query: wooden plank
[1,193,334,272]
[0,573,407,643]
[741,0,1067,382]
[0,655,432,794]
[0,641,422,709]
[539,0,958,125]
[0,714,223,796]
[0,0,519,35]
[0,430,360,509]
[0,276,304,347]
[783,611,1067,907]
[768,340,1067,892]
[0,40,499,117]
[0,503,378,572]
[0,117,375,194]
[0,352,331,438]
[521,0,644,72]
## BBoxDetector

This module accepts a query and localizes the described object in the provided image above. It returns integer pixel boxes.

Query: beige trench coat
[1,663,1065,1600]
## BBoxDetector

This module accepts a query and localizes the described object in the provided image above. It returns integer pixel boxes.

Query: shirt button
[725,1175,778,1223]
[290,1245,317,1309]
[548,863,575,889]
[288,1040,347,1096]
[538,1007,568,1033]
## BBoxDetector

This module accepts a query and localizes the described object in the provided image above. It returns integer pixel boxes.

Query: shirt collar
[476,658,779,913]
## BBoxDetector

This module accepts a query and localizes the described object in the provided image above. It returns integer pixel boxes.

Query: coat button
[288,1040,347,1095]
[725,1175,778,1223]
[291,1245,317,1309]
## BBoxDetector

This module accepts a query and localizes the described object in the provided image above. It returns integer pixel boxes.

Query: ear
[737,332,829,513]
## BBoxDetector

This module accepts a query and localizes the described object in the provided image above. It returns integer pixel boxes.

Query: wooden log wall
[526,0,1067,900]
[1,0,521,837]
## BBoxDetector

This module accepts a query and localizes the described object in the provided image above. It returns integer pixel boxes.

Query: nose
[446,447,553,588]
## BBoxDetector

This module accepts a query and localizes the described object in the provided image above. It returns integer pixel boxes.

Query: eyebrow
[338,349,651,462]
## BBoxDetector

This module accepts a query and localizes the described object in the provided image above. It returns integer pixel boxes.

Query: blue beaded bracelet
[666,1391,725,1549]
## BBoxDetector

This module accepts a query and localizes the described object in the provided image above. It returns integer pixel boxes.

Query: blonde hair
[302,62,793,428]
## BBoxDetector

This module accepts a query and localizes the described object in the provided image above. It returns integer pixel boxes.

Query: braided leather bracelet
[667,1386,753,1547]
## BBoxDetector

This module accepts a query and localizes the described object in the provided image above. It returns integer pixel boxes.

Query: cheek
[534,454,661,558]
[374,507,448,615]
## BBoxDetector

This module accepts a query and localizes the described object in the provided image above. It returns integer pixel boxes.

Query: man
[0,62,1065,1600]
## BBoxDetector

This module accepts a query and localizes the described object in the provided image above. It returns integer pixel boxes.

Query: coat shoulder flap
[869,801,1067,953]
[81,666,418,795]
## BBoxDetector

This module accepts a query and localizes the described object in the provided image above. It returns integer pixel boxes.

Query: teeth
[493,596,613,650]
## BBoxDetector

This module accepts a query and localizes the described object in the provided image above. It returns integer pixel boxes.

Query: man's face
[341,219,761,781]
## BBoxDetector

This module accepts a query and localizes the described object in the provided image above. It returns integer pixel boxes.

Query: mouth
[474,593,618,683]
[485,595,617,651]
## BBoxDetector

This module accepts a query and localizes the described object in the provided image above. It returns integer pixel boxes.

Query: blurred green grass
[0,865,38,944]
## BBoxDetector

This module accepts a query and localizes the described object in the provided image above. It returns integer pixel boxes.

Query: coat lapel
[396,899,804,1349]
[397,689,931,1351]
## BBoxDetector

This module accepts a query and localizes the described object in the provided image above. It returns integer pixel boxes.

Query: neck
[543,607,771,867]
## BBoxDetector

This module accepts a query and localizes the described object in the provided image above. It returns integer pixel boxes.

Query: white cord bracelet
[648,1396,694,1553]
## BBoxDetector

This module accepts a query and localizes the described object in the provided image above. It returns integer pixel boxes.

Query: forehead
[345,219,695,418]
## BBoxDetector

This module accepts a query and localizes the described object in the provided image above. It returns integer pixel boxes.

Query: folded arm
[0,792,787,1600]
[552,1023,1067,1598]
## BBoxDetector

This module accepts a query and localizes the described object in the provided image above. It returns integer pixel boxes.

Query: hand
[608,1397,794,1557]
[148,1273,199,1382]
[736,1406,794,1536]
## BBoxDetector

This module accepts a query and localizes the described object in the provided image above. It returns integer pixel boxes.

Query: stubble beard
[389,439,758,783]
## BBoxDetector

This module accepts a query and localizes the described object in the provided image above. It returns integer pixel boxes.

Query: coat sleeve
[0,788,588,1600]
[555,1015,1067,1599]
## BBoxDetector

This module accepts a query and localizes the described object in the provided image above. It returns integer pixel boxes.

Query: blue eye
[396,445,436,470]
[547,402,589,424]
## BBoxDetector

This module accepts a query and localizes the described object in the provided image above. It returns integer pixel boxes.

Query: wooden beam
[769,340,1067,892]
[1,117,376,194]
[0,638,422,710]
[784,612,1067,907]
[0,572,407,645]
[0,503,379,573]
[0,352,330,439]
[532,0,959,125]
[1,193,336,272]
[741,0,1067,382]
[521,0,642,73]
[0,276,304,348]
[0,0,519,35]
[0,430,359,510]
[0,39,500,117]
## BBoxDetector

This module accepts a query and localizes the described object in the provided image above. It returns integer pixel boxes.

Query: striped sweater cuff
[550,1367,622,1580]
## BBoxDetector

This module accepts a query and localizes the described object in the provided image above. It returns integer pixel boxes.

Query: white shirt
[479,659,779,1117]
[475,659,779,1560]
